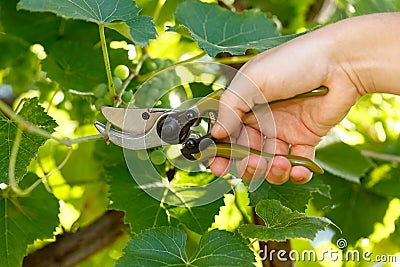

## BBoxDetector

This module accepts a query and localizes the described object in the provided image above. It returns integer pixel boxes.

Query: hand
[210,13,400,184]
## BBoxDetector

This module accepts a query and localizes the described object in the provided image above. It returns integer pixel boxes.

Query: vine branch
[22,210,129,267]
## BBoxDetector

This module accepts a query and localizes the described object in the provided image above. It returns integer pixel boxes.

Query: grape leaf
[246,0,315,31]
[117,227,255,266]
[363,162,400,199]
[238,200,335,242]
[0,173,59,267]
[315,173,390,245]
[190,229,254,266]
[0,98,58,183]
[2,48,40,94]
[108,166,170,232]
[0,0,61,48]
[168,198,224,235]
[249,178,330,212]
[172,0,301,56]
[102,144,224,234]
[42,41,106,92]
[137,0,183,27]
[353,0,400,15]
[315,142,373,183]
[97,144,169,233]
[17,0,156,46]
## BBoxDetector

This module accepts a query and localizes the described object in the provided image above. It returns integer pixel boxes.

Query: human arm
[210,12,400,184]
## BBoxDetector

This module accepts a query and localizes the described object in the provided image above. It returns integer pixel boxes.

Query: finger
[288,144,316,184]
[211,90,249,139]
[237,154,268,181]
[209,156,231,177]
[211,69,267,139]
[231,125,266,180]
[264,139,291,185]
[266,156,292,185]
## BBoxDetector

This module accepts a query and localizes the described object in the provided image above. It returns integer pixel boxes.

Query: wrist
[325,13,400,96]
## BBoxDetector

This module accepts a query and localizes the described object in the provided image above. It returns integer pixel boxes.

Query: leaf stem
[15,147,74,196]
[9,126,23,189]
[361,150,400,162]
[40,149,73,192]
[99,24,115,98]
[1,100,107,149]
[69,134,105,145]
[153,0,166,23]
[138,51,207,82]
[214,54,255,65]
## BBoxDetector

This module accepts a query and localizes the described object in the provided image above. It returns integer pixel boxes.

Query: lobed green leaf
[168,198,224,235]
[173,0,302,56]
[313,173,390,244]
[17,0,156,46]
[316,142,373,183]
[0,98,58,183]
[249,178,330,212]
[239,200,335,242]
[117,227,254,266]
[42,41,106,92]
[0,173,59,267]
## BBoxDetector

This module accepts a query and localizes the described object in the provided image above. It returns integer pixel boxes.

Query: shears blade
[94,120,167,150]
[101,106,171,135]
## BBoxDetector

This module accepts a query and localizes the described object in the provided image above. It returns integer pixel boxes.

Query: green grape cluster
[139,58,174,75]
[135,58,181,107]
[150,150,166,165]
[93,83,113,110]
[136,149,166,165]
[92,64,135,110]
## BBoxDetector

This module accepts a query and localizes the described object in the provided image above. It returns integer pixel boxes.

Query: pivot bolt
[185,138,196,149]
[186,110,196,120]
[142,112,150,120]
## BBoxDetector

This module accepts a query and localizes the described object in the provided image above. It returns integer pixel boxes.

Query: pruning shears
[94,86,328,174]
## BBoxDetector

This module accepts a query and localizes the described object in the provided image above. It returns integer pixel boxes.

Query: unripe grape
[93,83,108,98]
[150,150,166,165]
[136,150,149,161]
[144,59,157,72]
[164,59,174,66]
[113,76,123,94]
[114,65,130,80]
[122,91,134,103]
[153,58,164,69]
[103,93,114,105]
[94,98,105,110]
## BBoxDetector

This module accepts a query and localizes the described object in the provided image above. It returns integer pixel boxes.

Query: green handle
[197,86,329,114]
[196,89,223,114]
[193,142,324,174]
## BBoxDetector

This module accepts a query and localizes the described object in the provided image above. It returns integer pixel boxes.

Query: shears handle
[196,86,329,114]
[187,141,323,174]
[184,86,329,174]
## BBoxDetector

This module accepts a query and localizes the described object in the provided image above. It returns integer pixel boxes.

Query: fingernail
[247,167,256,175]
[211,124,221,135]
[271,167,285,177]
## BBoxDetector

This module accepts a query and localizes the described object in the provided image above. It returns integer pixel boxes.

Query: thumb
[211,68,267,139]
